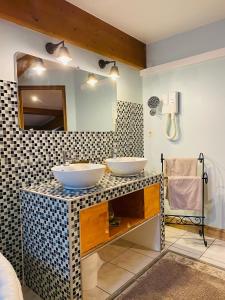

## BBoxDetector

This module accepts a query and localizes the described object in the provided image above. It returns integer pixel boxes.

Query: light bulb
[31,95,39,102]
[56,46,72,65]
[109,65,120,80]
[87,73,98,86]
[31,58,46,75]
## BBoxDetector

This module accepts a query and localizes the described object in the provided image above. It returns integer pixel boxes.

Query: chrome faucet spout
[112,141,118,158]
[63,151,69,165]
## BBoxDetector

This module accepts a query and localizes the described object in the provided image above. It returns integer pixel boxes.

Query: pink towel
[165,158,197,176]
[168,176,202,211]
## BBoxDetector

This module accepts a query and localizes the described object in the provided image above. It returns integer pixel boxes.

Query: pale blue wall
[147,19,225,67]
[143,56,225,229]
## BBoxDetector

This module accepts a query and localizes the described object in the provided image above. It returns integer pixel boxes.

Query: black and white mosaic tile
[21,173,164,299]
[21,193,70,299]
[0,79,144,284]
[115,101,144,157]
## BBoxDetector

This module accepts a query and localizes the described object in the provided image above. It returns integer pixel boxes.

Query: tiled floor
[23,226,225,300]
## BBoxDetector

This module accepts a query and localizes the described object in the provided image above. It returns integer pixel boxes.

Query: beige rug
[119,251,225,300]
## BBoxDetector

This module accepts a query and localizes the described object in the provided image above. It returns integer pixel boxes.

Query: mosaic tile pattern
[21,173,164,299]
[0,79,144,284]
[0,80,22,278]
[115,101,144,157]
[23,172,159,202]
[21,193,70,299]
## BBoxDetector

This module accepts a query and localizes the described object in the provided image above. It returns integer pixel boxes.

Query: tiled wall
[0,80,144,279]
[115,101,144,157]
[22,193,71,299]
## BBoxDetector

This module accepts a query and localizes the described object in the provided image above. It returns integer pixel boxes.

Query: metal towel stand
[161,153,208,247]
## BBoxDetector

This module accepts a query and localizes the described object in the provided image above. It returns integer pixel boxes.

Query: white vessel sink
[105,157,147,176]
[52,163,105,189]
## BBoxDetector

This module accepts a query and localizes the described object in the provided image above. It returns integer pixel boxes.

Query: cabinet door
[144,183,160,219]
[80,202,109,254]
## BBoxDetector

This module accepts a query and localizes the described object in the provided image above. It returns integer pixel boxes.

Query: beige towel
[165,158,197,177]
[168,176,202,211]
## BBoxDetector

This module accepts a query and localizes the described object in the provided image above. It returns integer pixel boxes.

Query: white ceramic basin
[105,157,147,176]
[52,163,105,189]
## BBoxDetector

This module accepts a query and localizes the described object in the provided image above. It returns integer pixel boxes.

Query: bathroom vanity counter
[21,172,164,300]
[22,172,162,203]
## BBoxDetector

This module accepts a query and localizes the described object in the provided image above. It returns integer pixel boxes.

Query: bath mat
[119,251,225,300]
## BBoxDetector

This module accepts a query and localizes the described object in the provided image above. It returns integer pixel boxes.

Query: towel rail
[161,153,208,247]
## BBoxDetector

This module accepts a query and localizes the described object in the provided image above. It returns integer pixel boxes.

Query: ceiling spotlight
[31,95,39,102]
[98,59,120,80]
[45,40,72,65]
[87,73,98,87]
[31,58,46,75]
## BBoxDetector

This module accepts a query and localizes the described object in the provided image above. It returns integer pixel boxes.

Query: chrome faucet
[62,150,89,165]
[63,151,70,165]
[111,141,118,158]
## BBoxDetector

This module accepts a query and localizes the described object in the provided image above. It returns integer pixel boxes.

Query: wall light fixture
[98,59,120,80]
[87,73,98,87]
[31,58,46,75]
[45,40,72,65]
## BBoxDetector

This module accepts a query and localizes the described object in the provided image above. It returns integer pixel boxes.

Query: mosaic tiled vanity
[0,78,144,280]
[21,172,164,299]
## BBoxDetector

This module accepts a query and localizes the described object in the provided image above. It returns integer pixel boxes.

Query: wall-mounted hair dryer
[162,91,179,141]
[147,96,160,116]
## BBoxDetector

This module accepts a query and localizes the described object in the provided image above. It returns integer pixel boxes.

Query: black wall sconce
[45,40,72,65]
[98,59,120,80]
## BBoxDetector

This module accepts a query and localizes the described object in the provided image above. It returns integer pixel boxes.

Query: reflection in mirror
[18,86,67,130]
[16,53,117,132]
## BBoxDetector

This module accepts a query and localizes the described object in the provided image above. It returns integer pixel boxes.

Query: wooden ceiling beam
[17,54,36,77]
[0,0,146,69]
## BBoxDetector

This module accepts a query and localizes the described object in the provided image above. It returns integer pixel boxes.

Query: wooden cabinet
[144,183,160,218]
[80,202,109,254]
[80,183,161,256]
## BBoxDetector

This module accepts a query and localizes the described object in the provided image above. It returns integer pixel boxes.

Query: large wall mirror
[16,53,117,131]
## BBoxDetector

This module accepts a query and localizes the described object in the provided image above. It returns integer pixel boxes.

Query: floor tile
[165,225,186,244]
[22,286,42,300]
[200,255,225,269]
[83,287,110,300]
[168,245,201,259]
[116,281,139,299]
[98,239,133,262]
[130,243,161,258]
[201,239,225,262]
[97,263,133,294]
[165,225,186,235]
[164,240,172,249]
[111,249,154,274]
[172,231,214,256]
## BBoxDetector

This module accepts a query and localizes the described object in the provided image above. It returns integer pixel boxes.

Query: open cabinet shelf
[80,183,160,257]
[109,217,145,238]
